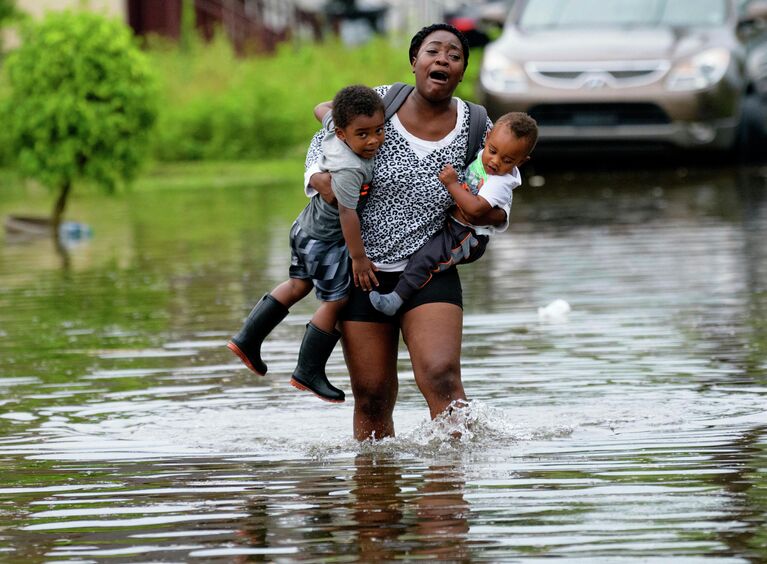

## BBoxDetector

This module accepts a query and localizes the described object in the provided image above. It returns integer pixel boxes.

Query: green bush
[0,0,15,29]
[0,69,11,167]
[4,10,157,224]
[0,0,16,164]
[147,33,480,162]
[0,24,484,169]
[150,45,308,161]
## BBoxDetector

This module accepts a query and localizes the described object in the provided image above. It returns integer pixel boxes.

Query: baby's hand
[439,164,458,186]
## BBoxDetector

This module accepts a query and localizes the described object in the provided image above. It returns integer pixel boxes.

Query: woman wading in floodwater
[305,23,505,440]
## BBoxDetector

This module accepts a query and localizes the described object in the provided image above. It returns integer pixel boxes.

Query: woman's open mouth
[428,70,450,84]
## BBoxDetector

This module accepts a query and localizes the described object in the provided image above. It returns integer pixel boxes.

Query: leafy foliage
[0,0,14,26]
[147,33,480,161]
[0,22,483,169]
[4,10,157,194]
[0,0,17,56]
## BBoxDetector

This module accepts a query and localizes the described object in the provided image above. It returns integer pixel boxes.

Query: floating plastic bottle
[58,221,93,242]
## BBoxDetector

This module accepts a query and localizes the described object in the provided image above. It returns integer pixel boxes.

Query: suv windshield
[519,0,728,29]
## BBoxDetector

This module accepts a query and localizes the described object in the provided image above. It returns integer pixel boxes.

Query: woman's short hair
[409,23,470,71]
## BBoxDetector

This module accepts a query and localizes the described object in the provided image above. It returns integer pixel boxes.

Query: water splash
[410,399,484,445]
[397,399,574,455]
[303,400,575,461]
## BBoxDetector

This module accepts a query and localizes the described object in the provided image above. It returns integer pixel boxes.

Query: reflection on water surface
[0,163,766,561]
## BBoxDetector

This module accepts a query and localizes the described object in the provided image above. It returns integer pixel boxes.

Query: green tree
[0,0,17,54]
[5,10,157,234]
[179,0,197,53]
[0,0,14,25]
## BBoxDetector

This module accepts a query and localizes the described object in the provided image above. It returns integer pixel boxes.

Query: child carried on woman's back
[227,85,385,403]
[369,112,538,316]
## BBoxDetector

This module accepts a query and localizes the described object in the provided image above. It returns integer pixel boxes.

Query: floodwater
[0,162,766,562]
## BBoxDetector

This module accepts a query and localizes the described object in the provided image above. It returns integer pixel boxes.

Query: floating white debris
[537,299,571,322]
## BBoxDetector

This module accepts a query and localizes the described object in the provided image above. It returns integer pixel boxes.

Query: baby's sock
[369,291,404,316]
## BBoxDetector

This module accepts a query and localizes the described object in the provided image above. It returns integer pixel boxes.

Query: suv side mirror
[745,1,767,20]
[738,1,767,35]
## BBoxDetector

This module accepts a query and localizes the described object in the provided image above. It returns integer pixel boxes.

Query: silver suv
[477,0,767,152]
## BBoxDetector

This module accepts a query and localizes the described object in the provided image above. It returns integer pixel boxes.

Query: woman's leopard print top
[304,85,490,266]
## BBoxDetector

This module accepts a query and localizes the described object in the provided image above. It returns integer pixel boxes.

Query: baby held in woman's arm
[369,112,538,316]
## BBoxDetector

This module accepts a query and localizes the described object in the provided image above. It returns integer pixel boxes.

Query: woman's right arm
[314,101,333,123]
[310,172,335,206]
[478,206,508,226]
[304,129,336,205]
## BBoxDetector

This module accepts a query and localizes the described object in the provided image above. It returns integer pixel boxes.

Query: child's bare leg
[310,297,348,333]
[271,278,314,308]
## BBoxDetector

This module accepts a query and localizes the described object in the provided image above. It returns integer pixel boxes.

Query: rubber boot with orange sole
[227,294,288,375]
[290,322,345,403]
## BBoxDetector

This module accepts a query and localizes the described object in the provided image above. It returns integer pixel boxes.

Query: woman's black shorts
[339,266,462,324]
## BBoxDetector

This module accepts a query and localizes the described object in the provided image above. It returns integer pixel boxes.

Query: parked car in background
[477,0,767,155]
[444,1,511,47]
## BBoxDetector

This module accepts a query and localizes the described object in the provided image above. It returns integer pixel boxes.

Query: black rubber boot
[290,323,345,403]
[227,294,289,375]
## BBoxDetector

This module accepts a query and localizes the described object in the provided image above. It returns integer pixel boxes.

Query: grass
[134,158,305,192]
[0,26,485,177]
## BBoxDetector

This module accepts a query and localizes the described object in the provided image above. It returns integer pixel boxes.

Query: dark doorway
[127,0,182,38]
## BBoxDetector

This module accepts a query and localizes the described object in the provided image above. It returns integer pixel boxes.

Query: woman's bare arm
[309,172,336,206]
[314,101,332,123]
[473,206,507,226]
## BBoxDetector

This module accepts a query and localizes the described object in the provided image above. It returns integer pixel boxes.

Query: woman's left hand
[481,206,508,227]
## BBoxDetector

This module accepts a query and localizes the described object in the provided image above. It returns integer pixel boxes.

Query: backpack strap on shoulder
[382,82,414,121]
[383,83,488,166]
[465,101,488,165]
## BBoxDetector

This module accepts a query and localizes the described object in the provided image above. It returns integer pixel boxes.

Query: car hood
[494,27,731,61]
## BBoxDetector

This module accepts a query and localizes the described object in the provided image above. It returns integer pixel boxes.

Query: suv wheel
[736,93,767,163]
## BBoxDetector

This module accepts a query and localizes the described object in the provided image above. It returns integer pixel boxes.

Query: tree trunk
[51,180,71,236]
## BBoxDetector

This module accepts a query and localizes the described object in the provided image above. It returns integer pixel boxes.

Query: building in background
[6,0,477,51]
[9,0,319,52]
[126,0,315,52]
[15,0,125,20]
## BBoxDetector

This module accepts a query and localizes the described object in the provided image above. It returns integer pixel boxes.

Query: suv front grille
[526,60,670,89]
[529,103,672,127]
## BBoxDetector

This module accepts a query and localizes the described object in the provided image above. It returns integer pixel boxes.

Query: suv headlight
[666,48,731,91]
[480,49,528,93]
